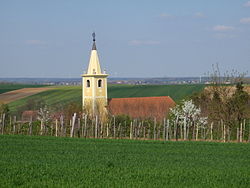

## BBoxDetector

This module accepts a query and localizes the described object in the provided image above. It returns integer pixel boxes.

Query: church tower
[82,33,108,118]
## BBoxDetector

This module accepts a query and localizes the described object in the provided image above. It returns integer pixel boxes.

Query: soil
[0,87,54,104]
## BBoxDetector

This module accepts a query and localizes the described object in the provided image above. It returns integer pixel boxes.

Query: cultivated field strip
[0,135,249,187]
[0,87,54,104]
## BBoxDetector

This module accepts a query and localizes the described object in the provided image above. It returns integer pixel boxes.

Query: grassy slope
[0,84,47,94]
[0,135,249,187]
[8,84,204,112]
[9,86,81,112]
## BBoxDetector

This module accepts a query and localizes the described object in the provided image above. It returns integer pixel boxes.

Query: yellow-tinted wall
[82,75,108,120]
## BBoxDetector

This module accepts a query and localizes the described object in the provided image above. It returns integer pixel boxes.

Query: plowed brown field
[0,87,54,104]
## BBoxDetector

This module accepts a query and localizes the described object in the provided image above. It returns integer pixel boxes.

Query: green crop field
[0,83,47,94]
[0,135,249,187]
[8,84,204,113]
[108,84,205,99]
[8,86,81,112]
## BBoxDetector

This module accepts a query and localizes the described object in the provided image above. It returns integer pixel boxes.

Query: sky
[0,0,250,78]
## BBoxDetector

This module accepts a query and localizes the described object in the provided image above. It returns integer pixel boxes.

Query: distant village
[0,76,230,86]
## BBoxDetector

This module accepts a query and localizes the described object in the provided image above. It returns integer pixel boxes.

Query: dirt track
[0,87,54,104]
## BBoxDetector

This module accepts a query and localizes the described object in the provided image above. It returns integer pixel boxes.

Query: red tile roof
[21,110,38,121]
[108,96,175,121]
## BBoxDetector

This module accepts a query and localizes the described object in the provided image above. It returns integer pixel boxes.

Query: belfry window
[87,80,90,87]
[98,79,102,87]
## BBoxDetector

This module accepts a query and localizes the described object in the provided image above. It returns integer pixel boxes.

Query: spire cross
[92,32,96,42]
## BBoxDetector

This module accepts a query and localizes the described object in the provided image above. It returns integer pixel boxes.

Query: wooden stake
[166,119,169,141]
[180,121,183,140]
[248,121,250,143]
[77,118,81,138]
[174,116,178,140]
[227,126,230,142]
[81,115,84,137]
[60,115,64,137]
[187,122,190,140]
[163,118,166,140]
[243,120,246,142]
[100,122,103,138]
[40,120,43,135]
[153,118,156,140]
[221,120,223,141]
[1,113,5,135]
[106,123,109,137]
[70,113,76,138]
[50,122,53,136]
[157,128,160,140]
[223,123,226,143]
[95,115,98,138]
[210,122,213,141]
[137,122,141,139]
[130,121,133,139]
[184,117,187,140]
[240,122,243,143]
[55,119,58,137]
[91,119,94,137]
[13,116,16,134]
[168,121,172,140]
[9,116,12,135]
[118,123,121,138]
[84,114,87,137]
[143,126,146,139]
[29,116,33,135]
[196,124,199,141]
[237,128,239,142]
[148,128,150,139]
[113,116,116,138]
[192,122,195,140]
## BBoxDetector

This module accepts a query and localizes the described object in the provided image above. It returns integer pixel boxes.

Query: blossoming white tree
[37,105,51,135]
[169,100,208,140]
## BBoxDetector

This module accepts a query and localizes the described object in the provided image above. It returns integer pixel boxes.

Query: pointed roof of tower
[87,32,102,75]
[92,41,97,50]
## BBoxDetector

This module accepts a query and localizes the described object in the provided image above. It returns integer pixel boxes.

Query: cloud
[240,17,250,24]
[129,40,160,46]
[213,25,234,31]
[244,1,250,7]
[194,12,205,18]
[25,40,47,45]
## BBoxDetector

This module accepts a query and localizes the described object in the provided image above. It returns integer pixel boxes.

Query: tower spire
[82,32,108,120]
[92,32,97,50]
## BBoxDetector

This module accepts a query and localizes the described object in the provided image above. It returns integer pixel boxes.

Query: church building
[82,33,175,122]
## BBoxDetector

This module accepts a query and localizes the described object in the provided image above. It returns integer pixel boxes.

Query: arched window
[98,79,102,87]
[86,80,90,87]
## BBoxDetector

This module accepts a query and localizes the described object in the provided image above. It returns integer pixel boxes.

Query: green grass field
[0,135,249,187]
[108,84,204,99]
[0,83,47,94]
[8,84,205,112]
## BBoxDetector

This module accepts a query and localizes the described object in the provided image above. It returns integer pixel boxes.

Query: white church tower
[81,33,108,118]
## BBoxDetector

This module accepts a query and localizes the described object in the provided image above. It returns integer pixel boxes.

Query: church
[82,33,175,122]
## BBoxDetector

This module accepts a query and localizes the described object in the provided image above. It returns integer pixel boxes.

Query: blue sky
[0,0,250,78]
